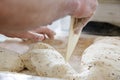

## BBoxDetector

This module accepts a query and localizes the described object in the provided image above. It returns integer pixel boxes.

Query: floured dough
[21,42,81,80]
[21,42,55,72]
[79,37,120,80]
[21,37,120,80]
[0,47,24,72]
[29,42,55,50]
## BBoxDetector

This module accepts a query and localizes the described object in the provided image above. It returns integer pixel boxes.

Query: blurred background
[93,0,120,26]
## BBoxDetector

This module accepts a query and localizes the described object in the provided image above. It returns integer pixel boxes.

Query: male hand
[0,0,98,41]
[2,27,55,42]
[71,0,98,33]
[72,0,98,18]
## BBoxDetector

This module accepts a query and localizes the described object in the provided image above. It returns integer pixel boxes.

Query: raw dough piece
[22,42,81,80]
[22,37,120,80]
[0,47,24,72]
[29,42,55,50]
[94,37,120,46]
[21,42,55,72]
[79,37,120,80]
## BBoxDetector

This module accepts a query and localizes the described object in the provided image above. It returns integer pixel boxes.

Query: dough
[22,42,81,80]
[94,37,120,46]
[79,37,120,80]
[29,42,55,50]
[0,47,24,72]
[21,42,55,72]
[22,37,120,80]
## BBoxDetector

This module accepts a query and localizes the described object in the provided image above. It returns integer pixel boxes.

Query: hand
[71,0,98,18]
[0,0,70,32]
[69,0,98,33]
[0,0,98,41]
[1,27,55,42]
[0,0,98,31]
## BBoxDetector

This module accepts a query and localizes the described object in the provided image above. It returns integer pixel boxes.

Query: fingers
[2,27,56,42]
[27,31,45,41]
[72,0,98,34]
[32,27,56,39]
[2,31,45,42]
[72,0,98,18]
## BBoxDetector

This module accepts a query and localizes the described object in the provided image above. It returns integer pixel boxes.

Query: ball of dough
[80,37,120,80]
[0,47,24,72]
[22,42,81,79]
[29,42,55,50]
[21,42,55,72]
[22,49,67,77]
[94,37,120,46]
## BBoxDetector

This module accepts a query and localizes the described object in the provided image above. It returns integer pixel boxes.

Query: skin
[0,0,98,41]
